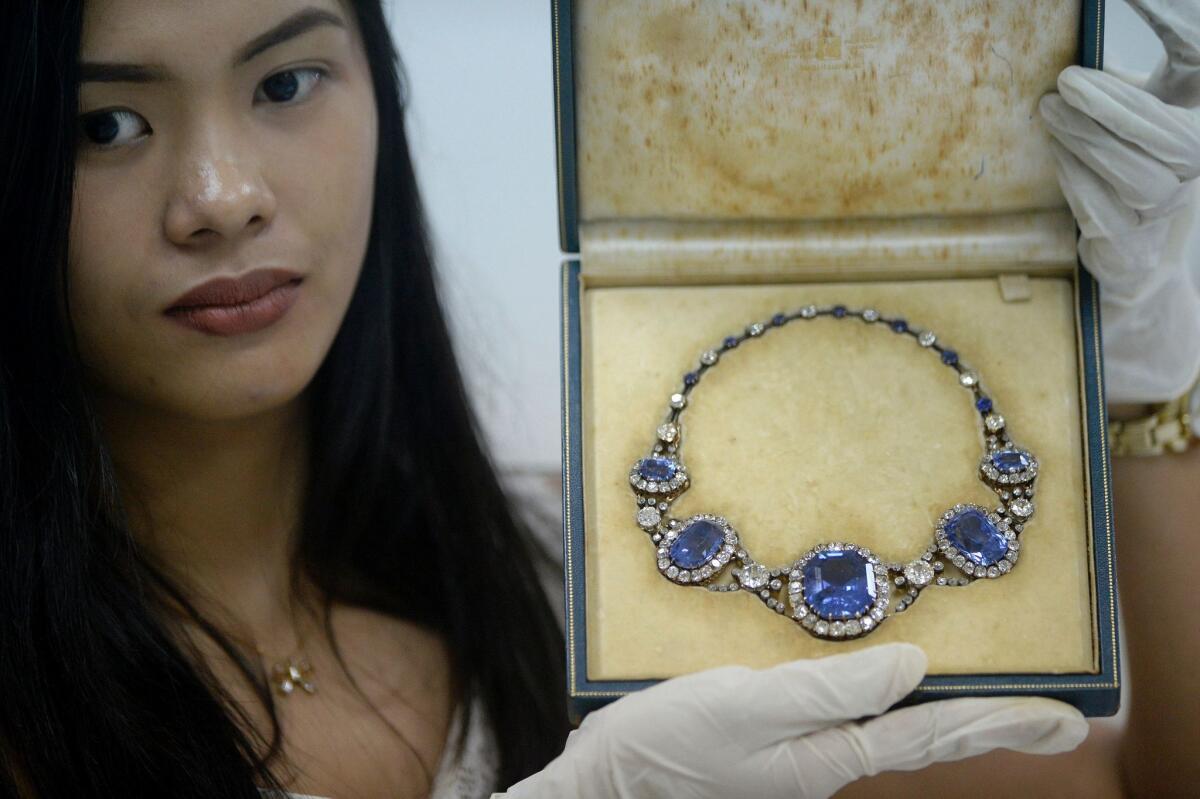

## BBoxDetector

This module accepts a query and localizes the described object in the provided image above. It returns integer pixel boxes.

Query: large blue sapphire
[637,457,677,482]
[802,549,876,620]
[669,519,725,570]
[990,450,1031,474]
[944,508,1008,566]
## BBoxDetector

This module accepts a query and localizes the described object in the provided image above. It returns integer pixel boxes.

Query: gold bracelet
[1108,372,1200,457]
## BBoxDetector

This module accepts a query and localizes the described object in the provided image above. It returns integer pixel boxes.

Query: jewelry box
[554,0,1118,722]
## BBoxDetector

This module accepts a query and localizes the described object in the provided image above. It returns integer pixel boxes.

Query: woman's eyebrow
[79,6,346,84]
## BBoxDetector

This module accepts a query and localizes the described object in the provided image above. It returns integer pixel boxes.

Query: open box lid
[552,0,1105,269]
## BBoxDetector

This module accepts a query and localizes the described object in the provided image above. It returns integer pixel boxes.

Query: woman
[2,0,1196,798]
[2,1,567,796]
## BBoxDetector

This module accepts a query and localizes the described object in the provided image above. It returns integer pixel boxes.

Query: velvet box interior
[554,0,1119,722]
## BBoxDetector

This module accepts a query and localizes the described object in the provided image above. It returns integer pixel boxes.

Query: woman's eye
[79,109,147,150]
[255,67,326,105]
[78,67,327,151]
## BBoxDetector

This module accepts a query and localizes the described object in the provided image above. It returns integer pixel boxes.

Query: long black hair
[0,1,569,795]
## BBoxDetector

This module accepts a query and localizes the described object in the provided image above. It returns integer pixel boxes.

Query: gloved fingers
[1056,65,1200,182]
[1046,138,1184,303]
[737,643,927,747]
[751,696,1089,797]
[1045,135,1138,238]
[1123,0,1200,77]
[1038,92,1185,213]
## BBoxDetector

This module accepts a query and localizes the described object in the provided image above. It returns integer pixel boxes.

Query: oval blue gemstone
[669,519,725,570]
[944,507,1008,566]
[637,457,677,482]
[990,449,1031,474]
[802,549,876,620]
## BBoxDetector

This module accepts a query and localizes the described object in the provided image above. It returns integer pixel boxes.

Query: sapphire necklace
[628,303,1039,640]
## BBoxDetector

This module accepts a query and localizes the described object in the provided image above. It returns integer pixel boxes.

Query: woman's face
[70,0,378,421]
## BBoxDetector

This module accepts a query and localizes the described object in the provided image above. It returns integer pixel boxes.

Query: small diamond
[845,619,862,635]
[700,349,719,365]
[959,371,978,387]
[657,423,678,442]
[670,393,686,409]
[919,330,936,347]
[747,323,765,336]
[985,413,1005,432]
[903,560,935,587]
[814,621,829,635]
[1009,498,1034,518]
[637,507,661,529]
[860,616,875,631]
[998,559,1012,573]
[736,563,770,590]
[863,308,879,322]
[800,305,817,318]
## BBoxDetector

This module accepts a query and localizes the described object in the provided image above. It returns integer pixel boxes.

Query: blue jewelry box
[554,0,1118,723]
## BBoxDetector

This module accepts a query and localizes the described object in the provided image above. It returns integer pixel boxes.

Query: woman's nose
[163,119,277,247]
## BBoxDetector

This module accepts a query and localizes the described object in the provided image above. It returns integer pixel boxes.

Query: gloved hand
[499,643,1087,799]
[1036,0,1200,410]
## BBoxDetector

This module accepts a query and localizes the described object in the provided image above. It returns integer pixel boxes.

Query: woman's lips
[164,278,302,336]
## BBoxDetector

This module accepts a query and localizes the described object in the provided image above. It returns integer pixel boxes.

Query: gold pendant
[270,655,316,696]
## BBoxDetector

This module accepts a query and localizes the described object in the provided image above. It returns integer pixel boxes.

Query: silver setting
[903,560,935,587]
[934,503,1018,580]
[1009,497,1035,518]
[979,446,1039,484]
[735,562,770,590]
[629,457,690,497]
[636,506,662,530]
[658,514,737,587]
[787,542,890,640]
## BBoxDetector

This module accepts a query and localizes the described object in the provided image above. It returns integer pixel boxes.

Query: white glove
[1036,0,1200,410]
[499,643,1088,799]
